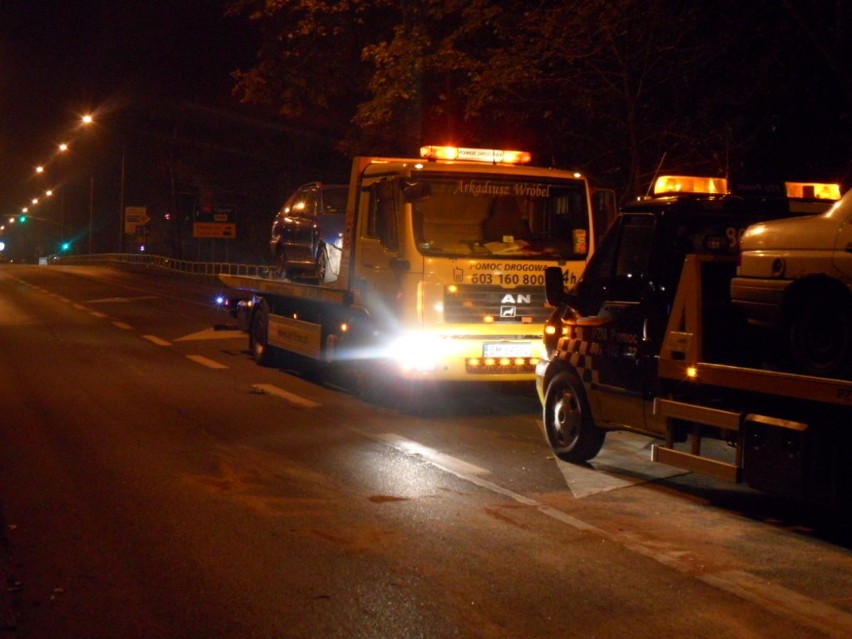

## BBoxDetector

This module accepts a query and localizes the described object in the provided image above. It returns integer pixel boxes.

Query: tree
[229,0,851,199]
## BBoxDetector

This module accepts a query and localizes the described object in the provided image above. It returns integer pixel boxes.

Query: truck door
[576,214,657,396]
[354,178,406,329]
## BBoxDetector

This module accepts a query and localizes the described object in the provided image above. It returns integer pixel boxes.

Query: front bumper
[534,358,550,405]
[730,276,790,328]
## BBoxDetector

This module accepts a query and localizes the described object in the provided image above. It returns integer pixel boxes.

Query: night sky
[0,0,254,214]
[2,1,849,253]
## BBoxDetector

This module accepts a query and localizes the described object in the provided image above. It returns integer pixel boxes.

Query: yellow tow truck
[219,146,614,398]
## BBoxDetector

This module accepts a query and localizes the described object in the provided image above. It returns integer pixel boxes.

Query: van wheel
[789,291,851,377]
[316,246,329,284]
[543,370,605,462]
[249,300,277,366]
[272,249,288,280]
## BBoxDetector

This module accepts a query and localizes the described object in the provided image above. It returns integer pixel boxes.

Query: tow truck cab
[536,176,845,466]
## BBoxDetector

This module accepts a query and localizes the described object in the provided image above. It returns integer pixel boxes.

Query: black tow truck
[537,175,852,508]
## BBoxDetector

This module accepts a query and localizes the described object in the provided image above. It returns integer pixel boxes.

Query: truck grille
[443,285,551,324]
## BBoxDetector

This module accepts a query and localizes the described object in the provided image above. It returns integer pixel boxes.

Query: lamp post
[118,147,126,254]
[81,114,95,254]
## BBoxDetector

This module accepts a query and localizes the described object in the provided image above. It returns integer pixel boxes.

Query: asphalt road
[1,263,851,639]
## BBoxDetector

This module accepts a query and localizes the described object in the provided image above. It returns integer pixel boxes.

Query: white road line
[72,303,87,311]
[112,321,133,330]
[360,429,852,637]
[186,355,228,370]
[372,432,490,476]
[86,295,159,304]
[250,383,321,408]
[142,335,172,347]
[88,311,107,319]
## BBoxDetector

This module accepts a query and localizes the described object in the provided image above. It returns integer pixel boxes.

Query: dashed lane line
[142,335,172,347]
[175,328,245,341]
[185,355,229,370]
[250,383,321,408]
[112,321,133,330]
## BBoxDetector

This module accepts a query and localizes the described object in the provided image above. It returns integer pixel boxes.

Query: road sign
[193,222,237,238]
[193,206,237,239]
[124,206,150,234]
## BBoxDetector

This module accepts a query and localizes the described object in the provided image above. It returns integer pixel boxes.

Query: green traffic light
[19,215,27,223]
[60,242,71,252]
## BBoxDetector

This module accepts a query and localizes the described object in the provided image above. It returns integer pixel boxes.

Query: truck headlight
[390,333,448,373]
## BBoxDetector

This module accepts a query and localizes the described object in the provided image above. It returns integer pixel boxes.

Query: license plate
[483,342,532,358]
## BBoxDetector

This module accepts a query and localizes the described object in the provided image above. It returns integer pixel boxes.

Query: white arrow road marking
[553,431,688,499]
[176,328,245,342]
[250,384,321,408]
[356,430,852,637]
[186,355,228,370]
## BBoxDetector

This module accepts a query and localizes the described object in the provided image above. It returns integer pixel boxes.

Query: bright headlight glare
[391,333,448,372]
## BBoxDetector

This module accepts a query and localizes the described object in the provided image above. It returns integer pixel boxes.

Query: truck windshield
[411,173,590,259]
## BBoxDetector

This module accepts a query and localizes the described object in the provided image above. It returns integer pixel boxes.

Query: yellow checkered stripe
[555,337,599,384]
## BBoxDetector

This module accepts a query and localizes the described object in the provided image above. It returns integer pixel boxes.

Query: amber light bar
[784,181,841,200]
[653,175,728,196]
[420,145,532,165]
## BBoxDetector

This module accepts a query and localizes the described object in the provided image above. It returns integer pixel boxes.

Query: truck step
[651,445,741,482]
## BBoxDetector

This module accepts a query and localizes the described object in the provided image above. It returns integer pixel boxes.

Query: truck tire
[543,370,606,462]
[788,289,851,377]
[249,300,277,366]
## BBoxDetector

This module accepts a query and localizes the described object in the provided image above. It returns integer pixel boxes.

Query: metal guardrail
[51,252,271,278]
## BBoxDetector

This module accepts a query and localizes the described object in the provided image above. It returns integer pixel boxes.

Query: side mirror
[544,266,568,306]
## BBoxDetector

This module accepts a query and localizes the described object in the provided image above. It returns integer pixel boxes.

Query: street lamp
[80,114,96,252]
[79,112,129,254]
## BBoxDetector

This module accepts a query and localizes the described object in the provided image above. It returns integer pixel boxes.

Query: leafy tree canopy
[228,0,851,200]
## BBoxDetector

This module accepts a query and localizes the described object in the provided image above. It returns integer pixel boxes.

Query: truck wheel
[789,292,851,377]
[543,370,605,462]
[249,301,277,366]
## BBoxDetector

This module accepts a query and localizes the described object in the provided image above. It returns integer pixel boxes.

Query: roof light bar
[653,175,728,196]
[419,146,532,165]
[784,181,841,200]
